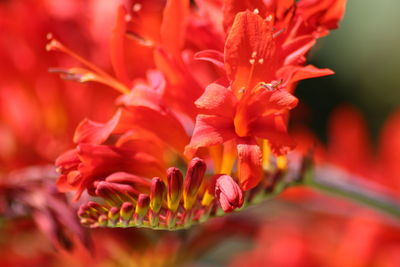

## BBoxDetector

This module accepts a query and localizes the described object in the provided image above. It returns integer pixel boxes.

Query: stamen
[273,28,286,39]
[265,14,273,22]
[249,58,256,65]
[262,140,272,171]
[253,8,260,15]
[251,51,257,58]
[258,58,264,64]
[46,34,130,94]
[126,31,154,47]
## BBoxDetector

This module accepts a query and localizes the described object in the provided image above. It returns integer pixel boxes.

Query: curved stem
[302,165,400,219]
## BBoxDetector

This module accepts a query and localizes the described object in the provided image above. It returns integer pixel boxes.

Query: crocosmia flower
[48,0,347,230]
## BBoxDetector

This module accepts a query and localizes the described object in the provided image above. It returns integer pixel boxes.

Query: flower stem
[302,165,400,219]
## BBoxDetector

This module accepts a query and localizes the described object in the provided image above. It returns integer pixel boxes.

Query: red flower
[185,81,298,190]
[186,1,343,189]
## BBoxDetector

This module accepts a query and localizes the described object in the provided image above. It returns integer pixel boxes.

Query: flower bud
[77,204,91,219]
[88,201,107,214]
[98,214,108,227]
[108,207,120,225]
[135,194,150,217]
[95,181,138,205]
[215,175,244,212]
[183,158,206,210]
[166,167,183,211]
[150,177,166,213]
[120,202,134,223]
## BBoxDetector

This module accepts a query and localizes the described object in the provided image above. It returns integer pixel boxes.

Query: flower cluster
[51,0,346,229]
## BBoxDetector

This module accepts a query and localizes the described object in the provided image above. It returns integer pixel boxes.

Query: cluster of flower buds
[76,154,300,230]
[77,158,243,229]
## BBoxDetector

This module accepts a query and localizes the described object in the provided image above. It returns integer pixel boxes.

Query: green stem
[303,165,400,219]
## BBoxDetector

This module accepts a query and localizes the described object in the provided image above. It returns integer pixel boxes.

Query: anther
[265,14,273,22]
[258,58,264,64]
[253,8,260,15]
[249,59,256,65]
[251,51,257,58]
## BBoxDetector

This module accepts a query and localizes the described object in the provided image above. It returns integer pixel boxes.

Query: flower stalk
[305,165,400,219]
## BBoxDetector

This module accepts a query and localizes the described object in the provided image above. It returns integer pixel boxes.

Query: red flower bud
[150,177,166,213]
[108,207,120,225]
[215,175,244,212]
[183,158,206,210]
[166,167,183,211]
[120,202,134,222]
[135,193,150,217]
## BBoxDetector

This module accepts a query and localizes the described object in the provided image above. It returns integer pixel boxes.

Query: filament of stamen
[46,35,130,94]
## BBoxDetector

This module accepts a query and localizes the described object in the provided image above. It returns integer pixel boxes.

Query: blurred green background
[296,0,400,144]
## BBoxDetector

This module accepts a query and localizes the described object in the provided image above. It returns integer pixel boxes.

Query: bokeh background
[297,0,400,143]
[1,0,400,266]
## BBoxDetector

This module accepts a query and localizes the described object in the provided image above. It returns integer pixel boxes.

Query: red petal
[116,81,189,154]
[278,65,334,84]
[194,50,225,69]
[56,174,77,192]
[224,11,275,92]
[195,82,237,118]
[160,0,190,57]
[328,106,373,177]
[115,130,166,163]
[250,115,296,155]
[234,86,298,136]
[117,83,162,111]
[61,144,165,200]
[223,0,267,33]
[153,48,202,119]
[110,6,130,85]
[291,65,334,82]
[185,115,236,158]
[298,0,347,30]
[116,106,189,154]
[379,111,400,190]
[320,0,347,29]
[236,137,262,190]
[73,110,121,144]
[283,35,316,65]
[264,0,295,20]
[55,149,80,173]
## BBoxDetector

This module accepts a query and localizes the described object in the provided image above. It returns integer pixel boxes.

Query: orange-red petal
[160,0,190,57]
[185,115,236,158]
[73,110,121,144]
[223,0,267,33]
[195,82,237,118]
[110,6,130,85]
[236,137,262,190]
[224,10,275,93]
[250,115,296,155]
